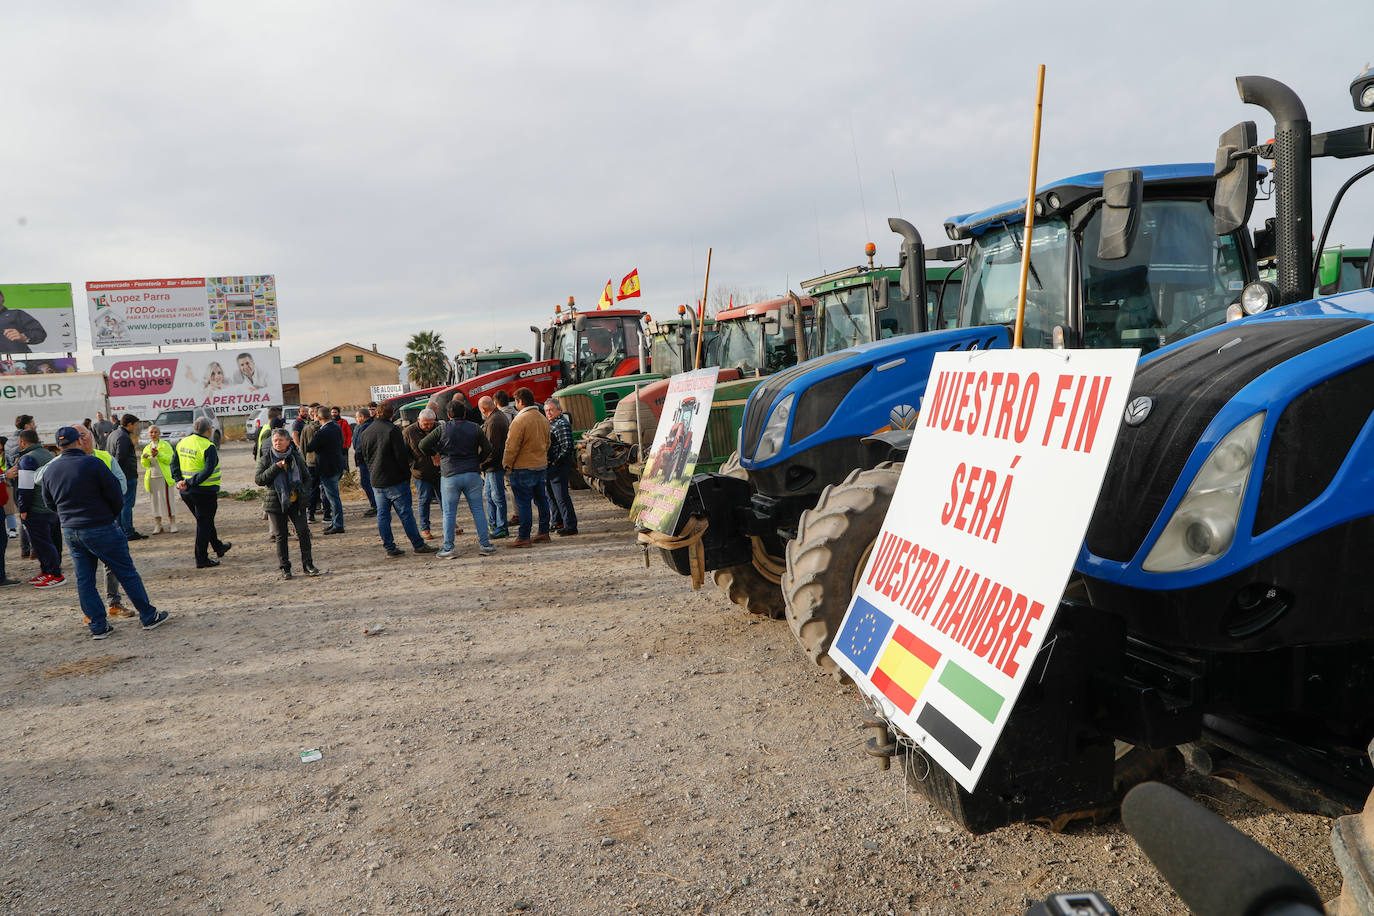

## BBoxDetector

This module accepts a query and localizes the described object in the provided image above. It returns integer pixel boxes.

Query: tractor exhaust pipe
[1237,75,1314,304]
[888,217,929,332]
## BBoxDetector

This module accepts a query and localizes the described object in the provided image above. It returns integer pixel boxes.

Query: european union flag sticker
[834,596,894,678]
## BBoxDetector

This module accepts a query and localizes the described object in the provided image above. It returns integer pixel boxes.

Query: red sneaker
[35,574,66,589]
[28,573,49,587]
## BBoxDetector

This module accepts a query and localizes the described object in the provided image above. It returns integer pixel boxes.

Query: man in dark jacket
[0,290,48,355]
[402,408,441,539]
[14,429,62,586]
[41,426,168,638]
[544,397,578,536]
[420,400,495,559]
[353,408,377,516]
[255,426,317,579]
[305,406,346,534]
[106,413,146,539]
[356,403,436,558]
[478,396,510,539]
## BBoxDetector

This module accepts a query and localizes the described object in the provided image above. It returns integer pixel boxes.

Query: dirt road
[0,442,1342,914]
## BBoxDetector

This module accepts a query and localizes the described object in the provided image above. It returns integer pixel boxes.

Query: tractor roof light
[1352,62,1374,112]
[1240,281,1279,315]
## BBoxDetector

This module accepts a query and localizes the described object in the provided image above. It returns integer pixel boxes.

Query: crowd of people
[0,385,584,639]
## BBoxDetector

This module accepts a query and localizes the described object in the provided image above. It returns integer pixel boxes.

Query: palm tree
[405,331,448,388]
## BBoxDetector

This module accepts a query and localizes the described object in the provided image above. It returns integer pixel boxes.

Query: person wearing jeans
[543,397,579,536]
[403,409,441,539]
[353,409,378,515]
[106,413,145,539]
[374,482,428,555]
[501,387,551,547]
[304,406,346,534]
[478,396,510,538]
[39,425,168,637]
[420,400,494,558]
[356,402,436,558]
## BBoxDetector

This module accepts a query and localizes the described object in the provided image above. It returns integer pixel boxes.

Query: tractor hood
[1076,286,1374,649]
[738,324,1012,472]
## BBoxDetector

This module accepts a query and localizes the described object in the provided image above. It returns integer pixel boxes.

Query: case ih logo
[108,360,176,394]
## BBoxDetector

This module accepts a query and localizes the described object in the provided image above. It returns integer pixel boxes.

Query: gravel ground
[0,442,1344,914]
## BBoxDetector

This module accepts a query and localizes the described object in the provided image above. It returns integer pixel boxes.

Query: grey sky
[3,1,1372,370]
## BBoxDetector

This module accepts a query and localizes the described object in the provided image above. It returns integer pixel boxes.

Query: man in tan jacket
[502,387,551,546]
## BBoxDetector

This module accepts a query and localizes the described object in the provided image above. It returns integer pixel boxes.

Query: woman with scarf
[254,426,318,579]
[140,425,179,534]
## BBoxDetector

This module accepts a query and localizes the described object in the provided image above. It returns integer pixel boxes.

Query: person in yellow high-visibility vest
[171,416,231,568]
[140,425,178,535]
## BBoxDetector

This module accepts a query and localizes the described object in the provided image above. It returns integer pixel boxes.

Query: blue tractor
[668,163,1265,675]
[866,69,1374,839]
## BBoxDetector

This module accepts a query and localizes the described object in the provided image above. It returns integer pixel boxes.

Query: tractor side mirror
[574,315,586,332]
[1214,120,1259,235]
[1366,234,1374,289]
[1317,249,1343,292]
[873,275,891,311]
[1097,168,1144,260]
[761,314,781,336]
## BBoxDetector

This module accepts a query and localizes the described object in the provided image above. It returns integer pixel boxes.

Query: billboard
[0,357,79,375]
[93,347,283,417]
[0,283,77,355]
[86,275,278,348]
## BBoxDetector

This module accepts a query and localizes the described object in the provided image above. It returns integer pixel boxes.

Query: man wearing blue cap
[40,425,168,638]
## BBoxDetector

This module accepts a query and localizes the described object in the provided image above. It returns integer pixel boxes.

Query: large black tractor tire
[602,466,637,509]
[709,452,786,619]
[783,463,902,680]
[568,465,589,490]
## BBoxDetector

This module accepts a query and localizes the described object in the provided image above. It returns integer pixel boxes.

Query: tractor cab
[947,164,1258,354]
[453,348,530,383]
[714,297,814,377]
[538,305,647,386]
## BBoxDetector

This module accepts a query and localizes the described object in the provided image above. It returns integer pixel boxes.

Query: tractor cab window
[958,220,1071,348]
[1080,199,1247,352]
[651,327,690,376]
[816,286,872,352]
[763,314,805,373]
[928,276,963,329]
[577,316,629,382]
[718,318,763,375]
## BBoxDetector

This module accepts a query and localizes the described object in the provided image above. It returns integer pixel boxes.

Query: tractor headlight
[752,393,794,462]
[1240,281,1279,315]
[1142,412,1265,573]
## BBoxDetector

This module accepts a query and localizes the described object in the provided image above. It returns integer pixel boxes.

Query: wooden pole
[695,248,712,368]
[1014,65,1047,349]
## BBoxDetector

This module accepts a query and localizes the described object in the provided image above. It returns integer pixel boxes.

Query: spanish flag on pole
[597,279,614,310]
[617,269,641,301]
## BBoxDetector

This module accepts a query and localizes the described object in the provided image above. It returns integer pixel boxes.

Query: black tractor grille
[1085,318,1366,562]
[739,352,849,458]
[1253,357,1374,534]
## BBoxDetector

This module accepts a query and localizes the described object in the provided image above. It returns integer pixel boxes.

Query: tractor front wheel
[710,452,786,619]
[783,463,902,680]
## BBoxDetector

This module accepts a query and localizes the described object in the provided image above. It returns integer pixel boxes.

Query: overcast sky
[3,1,1373,372]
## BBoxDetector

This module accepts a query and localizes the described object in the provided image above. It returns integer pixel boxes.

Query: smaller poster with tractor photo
[631,367,719,535]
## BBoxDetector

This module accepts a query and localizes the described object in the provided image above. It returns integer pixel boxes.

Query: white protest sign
[632,367,718,534]
[827,348,1137,790]
[371,384,405,402]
